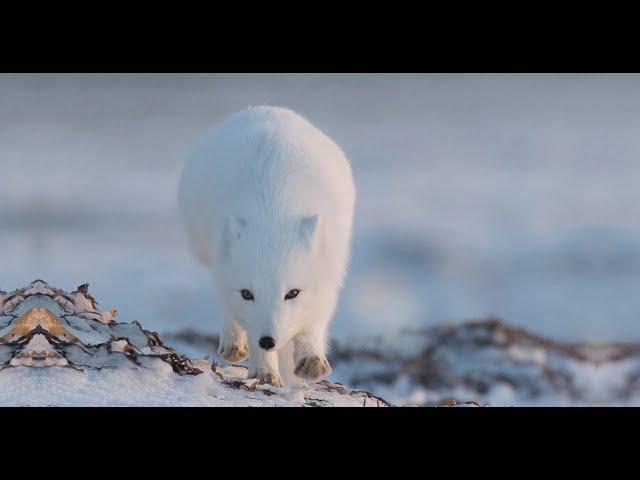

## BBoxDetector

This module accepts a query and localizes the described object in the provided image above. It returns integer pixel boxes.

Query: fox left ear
[299,215,319,248]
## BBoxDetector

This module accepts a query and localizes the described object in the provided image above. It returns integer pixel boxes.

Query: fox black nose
[259,336,276,350]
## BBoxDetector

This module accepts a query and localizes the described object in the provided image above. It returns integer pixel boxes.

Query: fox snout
[259,336,276,351]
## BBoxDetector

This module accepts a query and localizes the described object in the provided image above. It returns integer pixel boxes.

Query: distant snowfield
[3,73,640,345]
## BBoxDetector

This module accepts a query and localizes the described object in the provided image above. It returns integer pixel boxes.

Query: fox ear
[222,216,247,258]
[299,215,319,248]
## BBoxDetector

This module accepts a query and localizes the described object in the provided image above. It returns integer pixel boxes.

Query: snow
[328,319,640,406]
[0,280,389,407]
[0,361,384,407]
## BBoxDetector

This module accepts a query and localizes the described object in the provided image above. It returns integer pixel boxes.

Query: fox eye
[284,289,300,300]
[240,289,254,301]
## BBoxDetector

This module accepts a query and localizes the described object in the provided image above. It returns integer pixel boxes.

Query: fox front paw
[217,338,248,362]
[294,355,332,380]
[248,368,284,388]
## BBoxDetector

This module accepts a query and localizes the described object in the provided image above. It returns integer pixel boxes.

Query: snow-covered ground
[2,74,640,405]
[0,281,388,406]
[330,319,640,406]
[165,319,640,407]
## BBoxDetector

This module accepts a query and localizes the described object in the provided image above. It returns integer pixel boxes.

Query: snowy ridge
[0,280,390,407]
[330,319,640,406]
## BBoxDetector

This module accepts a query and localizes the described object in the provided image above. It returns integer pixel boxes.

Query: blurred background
[2,73,640,348]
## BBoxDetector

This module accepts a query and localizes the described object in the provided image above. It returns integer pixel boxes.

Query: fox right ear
[222,216,247,257]
[299,215,319,246]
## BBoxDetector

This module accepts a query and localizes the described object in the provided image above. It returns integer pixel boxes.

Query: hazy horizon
[2,73,640,342]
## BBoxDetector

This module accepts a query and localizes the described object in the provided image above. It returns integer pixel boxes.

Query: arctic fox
[178,106,356,387]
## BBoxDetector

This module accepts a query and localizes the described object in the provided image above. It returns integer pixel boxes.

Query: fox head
[213,214,326,351]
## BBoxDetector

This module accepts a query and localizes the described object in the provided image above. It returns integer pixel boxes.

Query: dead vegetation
[330,317,640,405]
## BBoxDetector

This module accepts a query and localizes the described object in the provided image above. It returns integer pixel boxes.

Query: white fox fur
[178,106,356,387]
